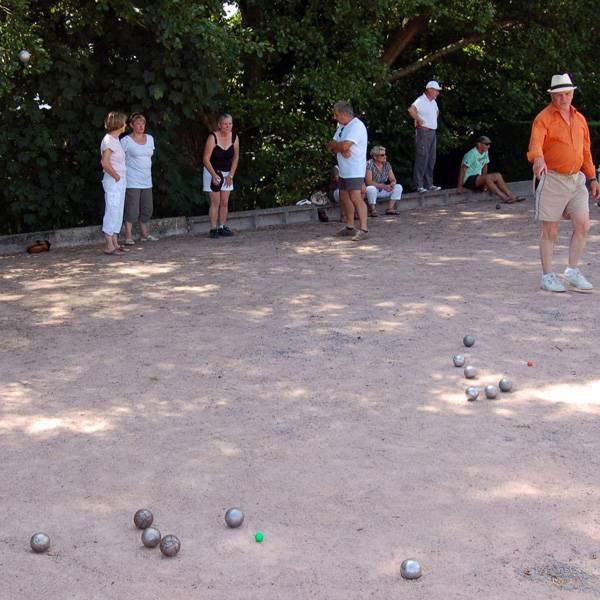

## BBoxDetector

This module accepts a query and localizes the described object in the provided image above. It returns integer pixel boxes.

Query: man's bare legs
[348,188,368,231]
[339,190,354,228]
[568,211,591,268]
[478,173,517,202]
[540,220,560,274]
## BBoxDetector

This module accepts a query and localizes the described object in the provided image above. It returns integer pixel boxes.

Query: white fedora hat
[548,73,577,93]
[425,80,442,91]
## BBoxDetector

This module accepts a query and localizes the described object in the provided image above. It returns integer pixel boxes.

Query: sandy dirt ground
[2,200,600,600]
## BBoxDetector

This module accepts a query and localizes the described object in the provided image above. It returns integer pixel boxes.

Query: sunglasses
[375,153,386,157]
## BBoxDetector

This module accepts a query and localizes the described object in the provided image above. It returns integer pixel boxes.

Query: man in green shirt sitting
[457,136,524,204]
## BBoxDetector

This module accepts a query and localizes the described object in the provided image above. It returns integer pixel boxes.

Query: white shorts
[203,168,234,193]
[102,176,126,235]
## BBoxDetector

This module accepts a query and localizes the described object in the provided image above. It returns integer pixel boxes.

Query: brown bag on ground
[26,240,51,254]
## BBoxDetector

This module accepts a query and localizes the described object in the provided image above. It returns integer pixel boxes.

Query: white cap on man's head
[548,73,577,93]
[426,80,442,91]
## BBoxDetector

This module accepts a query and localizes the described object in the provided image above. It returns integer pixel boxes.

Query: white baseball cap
[426,80,442,91]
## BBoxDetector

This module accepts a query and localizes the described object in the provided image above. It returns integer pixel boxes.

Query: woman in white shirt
[120,113,158,245]
[100,111,128,255]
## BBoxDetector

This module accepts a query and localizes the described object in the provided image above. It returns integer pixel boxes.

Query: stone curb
[0,181,534,255]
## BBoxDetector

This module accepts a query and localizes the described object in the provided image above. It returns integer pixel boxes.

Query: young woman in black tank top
[202,113,240,238]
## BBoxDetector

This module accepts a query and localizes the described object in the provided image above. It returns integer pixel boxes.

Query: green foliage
[0,0,237,233]
[2,0,600,233]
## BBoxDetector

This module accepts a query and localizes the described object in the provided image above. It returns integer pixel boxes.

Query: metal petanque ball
[225,507,244,528]
[141,526,161,548]
[499,377,513,392]
[133,508,154,530]
[463,335,475,347]
[400,558,422,580]
[30,532,50,553]
[160,534,181,557]
[465,386,479,401]
[18,49,31,64]
[464,365,477,379]
[485,384,498,399]
[453,354,465,367]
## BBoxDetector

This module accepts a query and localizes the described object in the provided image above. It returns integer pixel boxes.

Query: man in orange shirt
[528,74,600,292]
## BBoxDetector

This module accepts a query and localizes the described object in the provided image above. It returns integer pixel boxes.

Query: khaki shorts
[535,170,589,221]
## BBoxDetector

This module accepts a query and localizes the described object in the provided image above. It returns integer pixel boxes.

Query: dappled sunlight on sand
[215,440,241,456]
[492,258,530,267]
[524,379,600,412]
[0,413,113,436]
[235,306,274,319]
[0,293,25,302]
[482,481,543,500]
[20,277,80,291]
[170,284,220,295]
[114,263,178,277]
[3,382,34,410]
[401,301,458,317]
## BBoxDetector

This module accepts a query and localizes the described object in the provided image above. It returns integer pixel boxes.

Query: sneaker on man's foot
[218,226,234,237]
[124,239,135,246]
[416,187,427,194]
[563,268,593,291]
[140,234,159,242]
[209,228,219,239]
[428,185,442,192]
[540,272,566,293]
[335,226,355,237]
[351,229,369,241]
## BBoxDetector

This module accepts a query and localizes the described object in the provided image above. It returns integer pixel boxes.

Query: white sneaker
[563,268,593,291]
[416,187,427,194]
[351,229,369,241]
[540,272,566,293]
[428,185,442,192]
[123,239,135,246]
[140,234,160,242]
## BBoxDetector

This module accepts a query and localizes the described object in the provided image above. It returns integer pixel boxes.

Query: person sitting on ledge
[365,145,403,216]
[457,135,524,204]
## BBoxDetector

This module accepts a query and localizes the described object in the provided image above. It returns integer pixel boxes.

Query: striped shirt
[366,159,392,184]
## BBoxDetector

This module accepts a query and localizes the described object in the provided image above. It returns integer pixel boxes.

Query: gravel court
[1,200,600,599]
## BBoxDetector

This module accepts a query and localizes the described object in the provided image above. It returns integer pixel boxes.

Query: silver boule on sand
[225,507,244,528]
[400,558,422,579]
[30,532,50,553]
[465,386,479,401]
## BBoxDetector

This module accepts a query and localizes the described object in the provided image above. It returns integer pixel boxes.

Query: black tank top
[209,132,236,171]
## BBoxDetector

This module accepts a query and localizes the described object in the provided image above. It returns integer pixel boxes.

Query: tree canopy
[1,0,599,233]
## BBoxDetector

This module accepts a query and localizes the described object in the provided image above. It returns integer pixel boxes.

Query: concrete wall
[0,181,534,255]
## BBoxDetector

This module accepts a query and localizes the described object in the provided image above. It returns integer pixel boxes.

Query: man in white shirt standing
[408,80,442,194]
[326,100,369,241]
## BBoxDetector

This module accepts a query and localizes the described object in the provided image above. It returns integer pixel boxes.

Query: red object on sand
[527,360,533,367]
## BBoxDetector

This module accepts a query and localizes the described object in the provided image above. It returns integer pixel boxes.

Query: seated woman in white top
[120,113,158,244]
[365,146,403,216]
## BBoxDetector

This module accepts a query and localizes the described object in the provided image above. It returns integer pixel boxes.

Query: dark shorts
[463,175,480,190]
[339,177,364,191]
[124,188,153,223]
